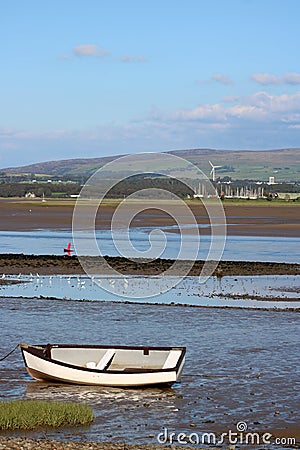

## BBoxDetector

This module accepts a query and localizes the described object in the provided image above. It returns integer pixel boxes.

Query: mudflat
[0,199,299,237]
[0,254,298,276]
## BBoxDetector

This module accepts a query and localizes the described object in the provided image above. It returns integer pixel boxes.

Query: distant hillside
[1,155,118,178]
[2,148,300,182]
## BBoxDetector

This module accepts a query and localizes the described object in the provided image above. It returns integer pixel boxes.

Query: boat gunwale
[20,343,186,375]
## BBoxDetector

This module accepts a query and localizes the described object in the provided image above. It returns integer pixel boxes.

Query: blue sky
[1,0,300,168]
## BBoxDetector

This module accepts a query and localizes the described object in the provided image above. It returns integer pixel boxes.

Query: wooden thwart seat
[86,349,115,370]
[162,350,182,369]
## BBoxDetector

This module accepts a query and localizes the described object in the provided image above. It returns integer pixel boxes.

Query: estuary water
[0,229,299,263]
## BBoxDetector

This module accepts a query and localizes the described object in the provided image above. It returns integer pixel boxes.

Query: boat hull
[21,344,185,388]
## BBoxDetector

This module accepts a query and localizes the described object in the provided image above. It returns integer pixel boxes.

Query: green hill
[1,148,300,182]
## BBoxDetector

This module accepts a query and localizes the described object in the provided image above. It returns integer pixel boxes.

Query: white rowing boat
[20,343,186,387]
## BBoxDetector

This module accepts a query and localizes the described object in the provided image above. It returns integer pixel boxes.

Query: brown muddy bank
[0,254,299,277]
[0,198,299,237]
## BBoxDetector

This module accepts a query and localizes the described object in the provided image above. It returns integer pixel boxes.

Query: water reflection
[0,273,299,309]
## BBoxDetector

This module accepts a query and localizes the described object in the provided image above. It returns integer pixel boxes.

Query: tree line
[0,182,81,198]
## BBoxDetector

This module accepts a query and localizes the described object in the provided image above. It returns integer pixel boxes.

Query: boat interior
[49,347,183,371]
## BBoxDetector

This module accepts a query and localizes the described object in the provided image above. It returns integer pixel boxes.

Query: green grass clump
[0,400,94,430]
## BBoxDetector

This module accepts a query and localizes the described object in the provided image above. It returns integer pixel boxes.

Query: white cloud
[211,74,233,85]
[121,55,146,63]
[196,74,233,85]
[222,95,240,103]
[283,73,300,84]
[251,73,279,84]
[2,92,300,138]
[141,91,300,135]
[73,44,110,58]
[251,72,300,85]
[228,104,265,120]
[172,104,227,122]
[249,91,300,115]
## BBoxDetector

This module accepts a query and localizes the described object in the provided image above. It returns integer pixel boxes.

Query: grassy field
[5,197,299,208]
[0,400,94,430]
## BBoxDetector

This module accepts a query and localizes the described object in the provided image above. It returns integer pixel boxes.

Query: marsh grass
[0,400,94,430]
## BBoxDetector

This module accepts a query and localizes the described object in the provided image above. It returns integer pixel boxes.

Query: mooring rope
[0,343,20,361]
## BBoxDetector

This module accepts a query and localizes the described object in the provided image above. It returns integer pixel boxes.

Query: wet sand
[0,199,299,237]
[0,254,299,277]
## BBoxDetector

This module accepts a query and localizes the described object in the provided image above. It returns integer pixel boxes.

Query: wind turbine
[209,161,222,182]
